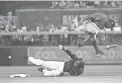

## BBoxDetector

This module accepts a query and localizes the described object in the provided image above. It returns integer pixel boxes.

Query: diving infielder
[23,45,85,77]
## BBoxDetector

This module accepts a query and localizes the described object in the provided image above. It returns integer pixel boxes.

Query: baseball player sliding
[23,44,85,77]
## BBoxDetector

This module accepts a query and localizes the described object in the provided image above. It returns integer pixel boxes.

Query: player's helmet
[68,59,85,76]
[105,19,115,29]
[94,16,100,22]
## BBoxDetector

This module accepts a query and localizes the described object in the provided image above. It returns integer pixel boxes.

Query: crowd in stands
[0,1,122,33]
[0,18,121,33]
[50,1,122,9]
[0,19,121,46]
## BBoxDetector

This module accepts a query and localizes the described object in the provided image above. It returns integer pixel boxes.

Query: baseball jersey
[63,49,85,76]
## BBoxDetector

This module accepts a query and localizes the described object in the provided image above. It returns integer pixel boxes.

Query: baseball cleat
[96,50,107,57]
[96,54,101,57]
[106,44,118,49]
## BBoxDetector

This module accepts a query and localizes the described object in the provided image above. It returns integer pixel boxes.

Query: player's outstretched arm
[59,44,79,59]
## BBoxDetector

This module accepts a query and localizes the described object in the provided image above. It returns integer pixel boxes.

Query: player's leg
[91,38,106,56]
[43,69,64,77]
[24,56,65,70]
[28,57,44,65]
[77,22,99,47]
[77,22,93,47]
[96,32,118,49]
[85,22,106,56]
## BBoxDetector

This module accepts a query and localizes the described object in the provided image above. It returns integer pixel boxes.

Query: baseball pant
[28,57,65,76]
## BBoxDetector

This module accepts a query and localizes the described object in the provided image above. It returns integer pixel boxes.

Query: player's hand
[59,44,64,50]
[23,55,28,60]
[77,43,81,47]
[77,42,84,47]
[77,40,84,47]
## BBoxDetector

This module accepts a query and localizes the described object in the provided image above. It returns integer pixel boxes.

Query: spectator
[60,25,68,32]
[79,1,86,8]
[49,23,55,32]
[54,26,61,32]
[94,1,101,8]
[72,18,78,29]
[85,1,95,8]
[11,24,17,32]
[113,22,121,31]
[66,1,74,8]
[39,24,44,31]
[36,26,40,32]
[116,1,122,8]
[50,1,122,9]
[5,25,9,32]
[59,1,67,9]
[110,1,116,7]
[18,26,27,32]
[50,1,58,8]
[0,23,6,32]
[74,1,80,8]
[22,26,28,32]
[103,0,111,8]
